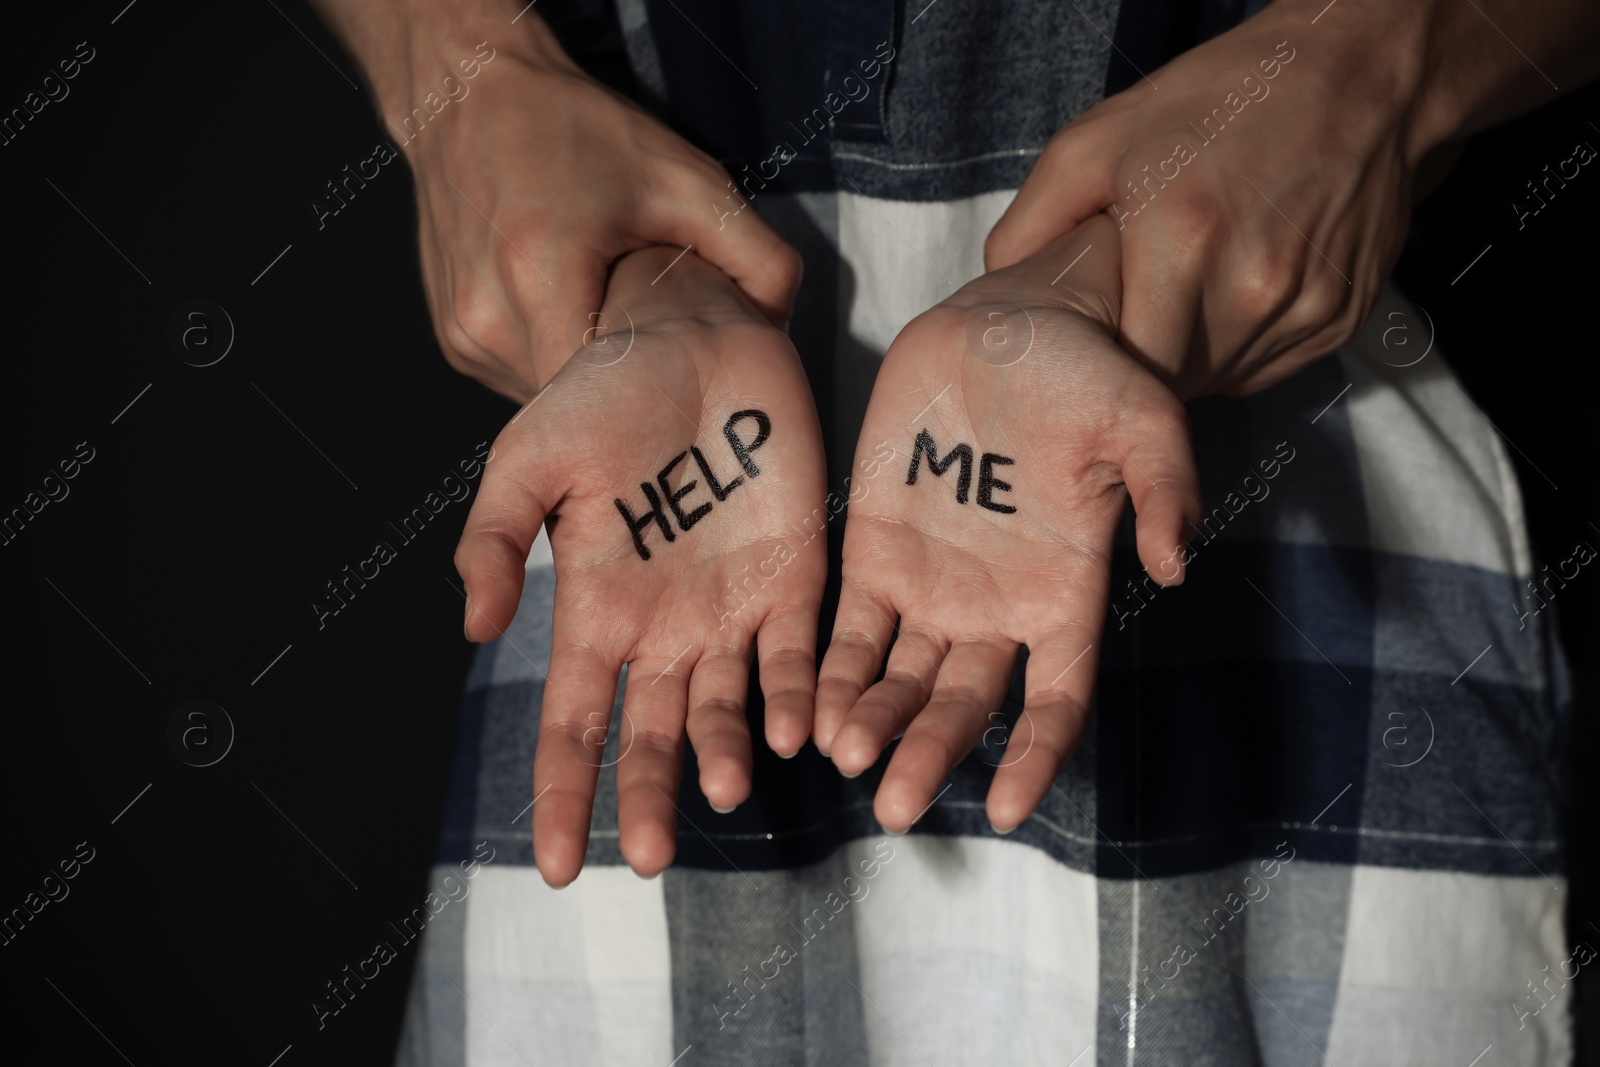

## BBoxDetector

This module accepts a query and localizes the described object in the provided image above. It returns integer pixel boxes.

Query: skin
[986,0,1600,399]
[455,248,828,885]
[817,214,1201,833]
[834,0,1600,831]
[307,0,1600,873]
[310,0,802,400]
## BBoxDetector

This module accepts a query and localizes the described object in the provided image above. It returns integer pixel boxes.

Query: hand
[815,214,1201,834]
[985,0,1426,398]
[456,247,827,885]
[312,0,800,401]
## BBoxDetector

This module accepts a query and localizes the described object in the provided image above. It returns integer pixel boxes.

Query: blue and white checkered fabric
[396,1,1573,1063]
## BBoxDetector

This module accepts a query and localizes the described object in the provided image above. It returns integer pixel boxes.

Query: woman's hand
[988,0,1600,399]
[456,247,827,886]
[817,214,1201,834]
[986,0,1426,398]
[311,0,801,401]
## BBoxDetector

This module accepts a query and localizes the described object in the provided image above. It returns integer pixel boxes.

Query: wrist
[1245,0,1438,165]
[311,0,578,143]
[1286,0,1590,164]
[1396,0,1499,162]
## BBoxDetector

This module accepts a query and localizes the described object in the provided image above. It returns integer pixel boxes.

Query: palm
[843,318,1132,644]
[816,218,1200,834]
[457,249,827,885]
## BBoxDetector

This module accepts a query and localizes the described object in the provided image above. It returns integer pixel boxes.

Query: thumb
[1112,385,1201,588]
[657,183,803,328]
[986,123,1116,273]
[525,244,610,393]
[455,402,567,642]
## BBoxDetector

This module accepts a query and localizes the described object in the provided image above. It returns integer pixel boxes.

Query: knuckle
[630,726,681,756]
[1162,198,1225,259]
[935,680,986,712]
[760,647,813,681]
[490,232,544,289]
[761,640,812,664]
[540,717,594,747]
[1294,276,1350,333]
[450,285,512,355]
[692,696,745,722]
[882,667,933,697]
[762,684,812,709]
[831,628,883,660]
[455,522,517,571]
[449,285,490,339]
[1231,253,1300,321]
[437,334,475,372]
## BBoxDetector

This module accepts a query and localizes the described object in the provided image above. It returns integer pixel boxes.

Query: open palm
[816,214,1201,834]
[456,248,827,885]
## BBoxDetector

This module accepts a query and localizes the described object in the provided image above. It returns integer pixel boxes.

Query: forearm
[1267,0,1600,165]
[1409,0,1600,150]
[307,0,576,124]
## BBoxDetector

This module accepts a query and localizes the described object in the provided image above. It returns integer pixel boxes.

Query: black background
[0,2,1596,1065]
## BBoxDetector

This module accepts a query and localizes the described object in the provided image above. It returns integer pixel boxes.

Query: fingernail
[991,822,1016,836]
[710,803,737,814]
[839,767,862,780]
[463,596,474,641]
[636,868,663,880]
[883,826,907,838]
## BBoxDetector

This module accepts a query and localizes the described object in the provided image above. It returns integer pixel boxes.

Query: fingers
[1112,389,1202,586]
[431,176,611,398]
[829,627,949,778]
[1223,334,1334,397]
[873,639,1017,831]
[1192,233,1301,386]
[417,205,528,401]
[987,632,1100,833]
[1009,212,1125,327]
[814,579,898,756]
[531,641,620,887]
[685,644,754,813]
[523,244,610,390]
[985,124,1115,272]
[1116,220,1206,391]
[756,605,821,760]
[1222,252,1365,397]
[455,417,563,642]
[607,245,737,322]
[614,650,694,877]
[436,266,540,402]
